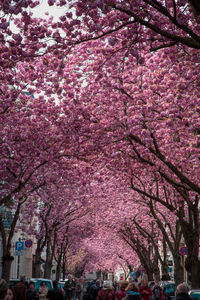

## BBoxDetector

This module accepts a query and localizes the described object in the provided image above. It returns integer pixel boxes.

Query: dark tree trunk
[0,202,22,281]
[62,253,66,280]
[32,238,47,278]
[153,264,160,282]
[185,256,200,288]
[128,264,133,272]
[145,269,154,281]
[191,260,200,288]
[44,261,52,279]
[56,250,62,281]
[44,239,52,279]
[44,229,57,279]
[32,250,42,278]
[173,254,184,286]
[181,204,200,288]
[2,255,14,282]
[160,259,169,281]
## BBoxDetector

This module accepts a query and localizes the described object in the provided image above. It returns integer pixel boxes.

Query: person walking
[175,283,191,300]
[64,275,76,300]
[116,281,128,300]
[89,280,101,300]
[97,281,115,300]
[139,279,152,300]
[152,282,163,300]
[13,276,27,300]
[122,282,141,300]
[0,278,8,300]
[47,280,64,300]
[26,282,38,300]
[39,282,48,300]
[75,278,84,300]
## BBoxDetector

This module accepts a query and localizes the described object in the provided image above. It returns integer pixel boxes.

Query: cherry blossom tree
[1,0,200,287]
[59,38,200,286]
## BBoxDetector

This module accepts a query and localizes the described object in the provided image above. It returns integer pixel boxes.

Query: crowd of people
[85,278,191,300]
[0,276,64,300]
[0,275,192,300]
[0,274,84,300]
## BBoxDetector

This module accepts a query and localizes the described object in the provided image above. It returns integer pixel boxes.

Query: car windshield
[33,280,52,290]
[190,292,200,299]
[9,280,20,288]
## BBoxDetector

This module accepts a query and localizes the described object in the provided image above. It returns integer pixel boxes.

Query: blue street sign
[15,241,24,251]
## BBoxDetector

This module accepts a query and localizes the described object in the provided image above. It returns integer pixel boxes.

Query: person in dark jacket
[152,282,163,300]
[47,280,64,300]
[64,275,76,300]
[26,282,38,300]
[122,282,141,300]
[13,276,27,300]
[0,278,8,300]
[90,280,101,300]
[175,283,191,300]
[75,278,84,300]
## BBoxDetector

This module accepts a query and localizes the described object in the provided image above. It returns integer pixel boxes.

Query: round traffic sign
[25,240,33,248]
[179,246,188,255]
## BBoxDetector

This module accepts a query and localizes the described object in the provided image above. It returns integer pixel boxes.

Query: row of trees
[0,0,199,287]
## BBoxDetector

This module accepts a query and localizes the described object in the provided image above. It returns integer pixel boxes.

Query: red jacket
[98,289,116,300]
[139,286,152,300]
[117,290,126,300]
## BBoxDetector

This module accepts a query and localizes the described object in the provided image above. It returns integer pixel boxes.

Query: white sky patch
[30,0,67,20]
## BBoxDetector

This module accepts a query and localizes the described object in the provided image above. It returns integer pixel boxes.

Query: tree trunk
[128,264,133,272]
[44,229,57,279]
[181,204,200,288]
[44,239,52,279]
[154,268,160,282]
[62,263,66,280]
[32,238,47,278]
[1,239,13,282]
[146,271,154,281]
[152,250,160,282]
[191,260,200,288]
[44,261,52,279]
[161,262,169,280]
[173,255,184,286]
[56,250,62,281]
[2,255,14,281]
[142,261,154,281]
[185,255,200,288]
[0,202,22,281]
[32,250,42,278]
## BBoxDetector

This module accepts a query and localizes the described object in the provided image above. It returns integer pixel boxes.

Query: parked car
[58,281,65,288]
[9,279,28,289]
[9,278,53,291]
[189,289,200,300]
[29,278,53,291]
